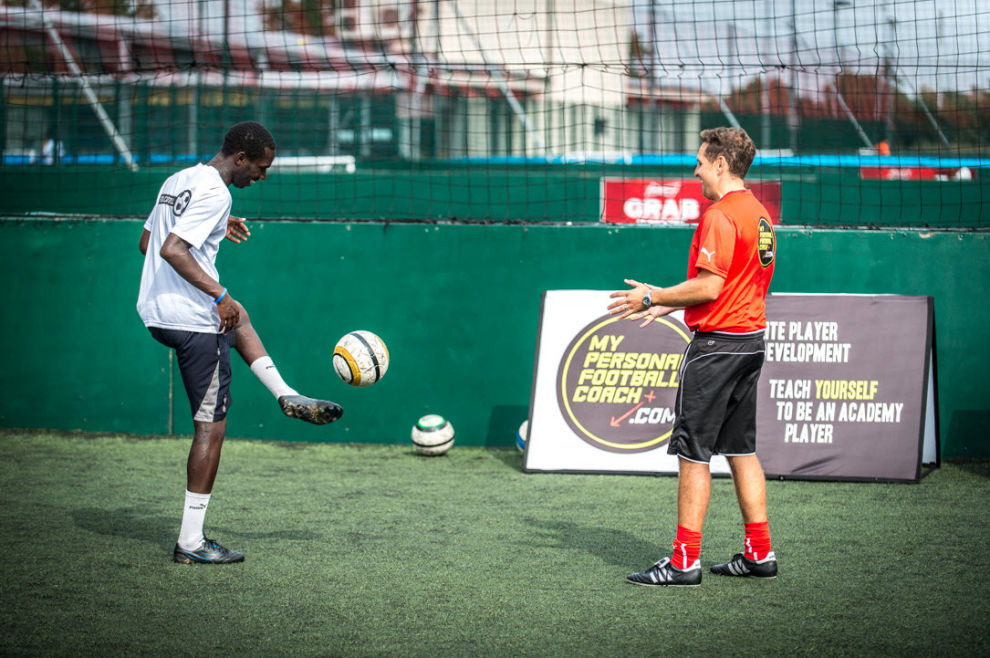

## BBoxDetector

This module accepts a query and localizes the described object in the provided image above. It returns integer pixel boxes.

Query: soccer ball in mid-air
[516,420,528,453]
[411,414,454,456]
[333,330,389,387]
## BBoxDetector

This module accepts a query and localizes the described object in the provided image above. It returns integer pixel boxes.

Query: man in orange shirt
[609,127,778,587]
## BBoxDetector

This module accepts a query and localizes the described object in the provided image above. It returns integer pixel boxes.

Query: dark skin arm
[155,232,240,334]
[140,216,250,254]
[140,223,248,333]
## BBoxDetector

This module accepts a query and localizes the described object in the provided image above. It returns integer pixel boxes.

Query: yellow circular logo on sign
[555,314,691,453]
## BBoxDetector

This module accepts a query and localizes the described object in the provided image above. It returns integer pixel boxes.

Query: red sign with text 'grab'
[600,178,782,224]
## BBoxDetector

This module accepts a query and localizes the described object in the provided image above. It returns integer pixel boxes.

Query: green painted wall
[1,165,986,228]
[1,218,988,457]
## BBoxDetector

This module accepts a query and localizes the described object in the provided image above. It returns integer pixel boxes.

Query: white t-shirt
[137,163,232,332]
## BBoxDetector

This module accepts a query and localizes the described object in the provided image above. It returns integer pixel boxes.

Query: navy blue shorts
[667,331,766,464]
[149,328,234,423]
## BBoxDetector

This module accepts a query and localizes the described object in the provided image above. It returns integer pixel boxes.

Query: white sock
[249,356,297,398]
[178,490,211,550]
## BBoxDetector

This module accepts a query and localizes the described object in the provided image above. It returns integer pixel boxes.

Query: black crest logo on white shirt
[173,189,192,216]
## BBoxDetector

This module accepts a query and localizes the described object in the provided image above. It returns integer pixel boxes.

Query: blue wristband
[214,288,227,304]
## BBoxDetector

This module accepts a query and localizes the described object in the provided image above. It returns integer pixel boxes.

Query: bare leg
[231,302,343,425]
[187,419,227,494]
[625,457,710,585]
[231,303,267,366]
[677,458,712,532]
[175,417,244,564]
[708,454,777,577]
[726,454,768,524]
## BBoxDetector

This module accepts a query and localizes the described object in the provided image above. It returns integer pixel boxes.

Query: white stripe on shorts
[193,361,222,422]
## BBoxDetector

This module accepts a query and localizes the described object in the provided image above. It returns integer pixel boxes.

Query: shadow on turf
[71,507,319,547]
[523,517,660,568]
[488,447,526,471]
[72,507,175,547]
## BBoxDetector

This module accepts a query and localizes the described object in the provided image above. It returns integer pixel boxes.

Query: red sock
[671,525,702,570]
[744,521,772,562]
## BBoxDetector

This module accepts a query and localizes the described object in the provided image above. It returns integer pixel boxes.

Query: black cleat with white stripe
[278,395,343,425]
[710,552,778,579]
[626,557,702,587]
[173,537,245,564]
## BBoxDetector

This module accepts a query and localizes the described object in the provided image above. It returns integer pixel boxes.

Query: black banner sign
[757,294,938,481]
[525,292,938,482]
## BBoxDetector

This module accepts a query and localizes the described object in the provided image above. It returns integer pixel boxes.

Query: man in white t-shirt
[138,121,342,565]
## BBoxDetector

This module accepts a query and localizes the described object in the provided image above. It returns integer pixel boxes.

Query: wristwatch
[642,290,653,309]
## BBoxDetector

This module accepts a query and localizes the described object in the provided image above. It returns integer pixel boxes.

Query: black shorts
[667,331,766,464]
[149,327,234,423]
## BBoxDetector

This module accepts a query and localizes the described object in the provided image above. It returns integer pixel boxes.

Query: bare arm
[159,233,240,333]
[139,229,150,255]
[608,270,725,322]
[647,269,725,308]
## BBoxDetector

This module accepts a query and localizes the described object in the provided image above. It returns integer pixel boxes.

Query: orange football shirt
[682,188,776,333]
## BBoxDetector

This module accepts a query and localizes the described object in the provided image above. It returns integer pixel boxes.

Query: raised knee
[233,302,251,329]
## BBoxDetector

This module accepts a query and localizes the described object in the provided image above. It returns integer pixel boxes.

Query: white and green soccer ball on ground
[411,414,455,456]
[332,330,389,387]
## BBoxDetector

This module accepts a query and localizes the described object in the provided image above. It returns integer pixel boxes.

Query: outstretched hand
[608,279,678,327]
[607,278,651,319]
[226,216,251,244]
[627,304,678,328]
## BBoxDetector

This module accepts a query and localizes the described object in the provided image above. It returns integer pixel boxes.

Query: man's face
[694,143,719,201]
[231,147,275,189]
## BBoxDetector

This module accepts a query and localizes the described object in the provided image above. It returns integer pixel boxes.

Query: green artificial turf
[1,431,988,656]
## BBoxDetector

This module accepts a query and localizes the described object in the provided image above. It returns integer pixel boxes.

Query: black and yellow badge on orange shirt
[555,314,691,453]
[758,217,775,267]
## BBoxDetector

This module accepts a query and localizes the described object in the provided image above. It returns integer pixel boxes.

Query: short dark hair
[699,127,756,179]
[221,121,276,160]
